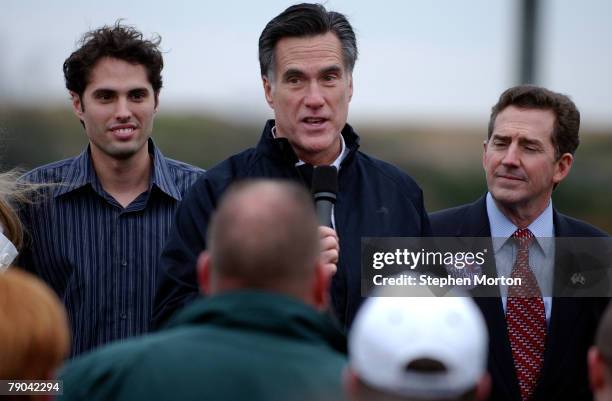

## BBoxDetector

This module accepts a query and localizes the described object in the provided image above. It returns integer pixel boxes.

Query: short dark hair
[258,3,358,78]
[488,84,580,159]
[63,21,163,98]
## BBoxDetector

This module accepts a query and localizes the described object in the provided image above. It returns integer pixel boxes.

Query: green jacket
[59,291,347,401]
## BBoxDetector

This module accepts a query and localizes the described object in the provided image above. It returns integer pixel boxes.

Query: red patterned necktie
[506,228,546,401]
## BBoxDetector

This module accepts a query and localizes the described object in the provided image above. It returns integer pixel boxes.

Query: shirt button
[0,253,10,265]
[121,260,128,267]
[120,313,127,319]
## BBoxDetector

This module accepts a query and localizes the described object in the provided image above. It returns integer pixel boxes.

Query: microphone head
[311,165,338,196]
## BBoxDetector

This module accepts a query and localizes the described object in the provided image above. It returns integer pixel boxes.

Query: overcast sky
[2,0,611,127]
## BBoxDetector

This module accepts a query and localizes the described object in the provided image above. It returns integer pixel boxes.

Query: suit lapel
[534,298,581,399]
[533,211,583,397]
[474,297,521,401]
[457,196,491,237]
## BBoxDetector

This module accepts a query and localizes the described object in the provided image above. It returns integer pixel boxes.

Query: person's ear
[196,251,212,295]
[553,152,574,185]
[482,139,489,171]
[70,91,84,118]
[475,372,492,401]
[588,347,606,392]
[154,92,160,112]
[262,75,275,109]
[342,368,360,400]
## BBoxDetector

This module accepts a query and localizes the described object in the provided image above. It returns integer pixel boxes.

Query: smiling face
[262,32,353,165]
[71,57,158,163]
[483,105,573,219]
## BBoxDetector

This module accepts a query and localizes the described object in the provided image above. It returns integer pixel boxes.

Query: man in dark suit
[430,84,609,401]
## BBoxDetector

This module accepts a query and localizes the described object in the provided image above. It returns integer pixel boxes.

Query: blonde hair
[0,170,39,250]
[0,268,70,380]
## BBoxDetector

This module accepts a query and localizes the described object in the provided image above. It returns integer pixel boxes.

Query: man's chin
[301,141,340,162]
[105,143,146,160]
[490,187,525,205]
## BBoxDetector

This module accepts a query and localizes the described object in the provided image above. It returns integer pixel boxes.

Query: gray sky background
[2,0,611,128]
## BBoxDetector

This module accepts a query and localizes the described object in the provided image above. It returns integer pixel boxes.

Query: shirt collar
[53,147,98,198]
[53,139,182,201]
[271,125,348,171]
[148,139,182,201]
[486,192,554,255]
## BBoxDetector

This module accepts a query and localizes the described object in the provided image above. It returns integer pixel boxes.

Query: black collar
[255,119,360,167]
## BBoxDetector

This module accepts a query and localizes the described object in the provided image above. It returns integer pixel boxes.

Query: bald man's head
[200,180,323,302]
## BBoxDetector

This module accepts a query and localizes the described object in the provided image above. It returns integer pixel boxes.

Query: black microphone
[311,165,338,227]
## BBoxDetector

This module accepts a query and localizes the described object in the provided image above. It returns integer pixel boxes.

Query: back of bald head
[207,180,320,295]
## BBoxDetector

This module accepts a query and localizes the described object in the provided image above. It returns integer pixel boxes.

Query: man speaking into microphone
[153,3,431,329]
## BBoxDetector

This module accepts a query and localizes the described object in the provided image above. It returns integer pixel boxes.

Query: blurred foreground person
[345,286,490,401]
[0,269,70,399]
[18,22,203,356]
[59,180,346,401]
[589,305,612,401]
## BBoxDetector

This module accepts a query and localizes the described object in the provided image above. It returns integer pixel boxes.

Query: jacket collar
[53,139,181,201]
[456,195,492,236]
[255,119,360,167]
[165,290,347,355]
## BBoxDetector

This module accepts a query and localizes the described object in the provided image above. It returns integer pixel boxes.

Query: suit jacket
[430,196,609,401]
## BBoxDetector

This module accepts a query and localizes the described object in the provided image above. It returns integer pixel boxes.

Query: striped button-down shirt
[18,140,204,356]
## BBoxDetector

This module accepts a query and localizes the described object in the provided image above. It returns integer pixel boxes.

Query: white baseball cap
[349,289,488,399]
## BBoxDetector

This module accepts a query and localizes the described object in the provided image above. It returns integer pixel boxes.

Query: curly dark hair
[63,21,163,99]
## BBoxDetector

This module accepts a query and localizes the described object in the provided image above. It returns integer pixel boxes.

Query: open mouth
[113,127,135,134]
[109,125,138,139]
[302,117,328,127]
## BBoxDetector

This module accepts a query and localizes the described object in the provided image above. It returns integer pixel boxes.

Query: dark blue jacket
[153,120,431,329]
